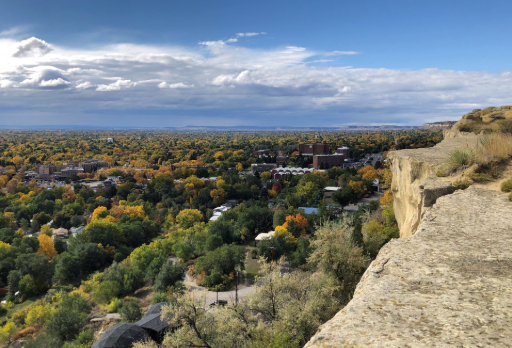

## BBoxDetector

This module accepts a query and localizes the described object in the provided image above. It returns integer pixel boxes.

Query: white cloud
[159,82,194,89]
[324,50,360,56]
[96,79,137,91]
[0,34,511,126]
[13,37,53,57]
[226,38,238,43]
[75,81,94,89]
[0,80,14,88]
[236,32,264,37]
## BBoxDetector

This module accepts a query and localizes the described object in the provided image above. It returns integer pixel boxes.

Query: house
[255,231,275,246]
[70,226,85,236]
[52,228,69,239]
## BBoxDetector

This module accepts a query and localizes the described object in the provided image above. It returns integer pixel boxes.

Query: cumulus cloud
[0,34,512,126]
[17,67,70,88]
[96,79,137,91]
[13,37,53,57]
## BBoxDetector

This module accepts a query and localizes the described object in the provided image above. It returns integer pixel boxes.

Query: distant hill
[422,121,456,130]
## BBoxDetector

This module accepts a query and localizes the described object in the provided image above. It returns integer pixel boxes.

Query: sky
[0,0,512,127]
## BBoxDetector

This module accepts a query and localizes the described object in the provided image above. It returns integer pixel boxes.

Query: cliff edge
[305,187,512,347]
[305,114,512,347]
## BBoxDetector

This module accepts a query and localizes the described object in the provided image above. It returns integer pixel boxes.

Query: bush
[151,292,168,305]
[104,297,124,313]
[46,307,88,341]
[448,148,475,168]
[469,173,493,183]
[501,179,512,192]
[509,192,512,202]
[120,298,142,322]
[453,178,473,190]
[249,249,258,259]
[92,280,121,304]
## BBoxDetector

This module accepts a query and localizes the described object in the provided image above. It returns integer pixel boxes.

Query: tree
[309,219,370,304]
[245,260,339,345]
[37,234,58,258]
[260,171,271,181]
[84,219,124,247]
[210,189,227,206]
[40,225,53,237]
[154,260,186,292]
[332,187,356,209]
[176,209,203,229]
[120,298,142,322]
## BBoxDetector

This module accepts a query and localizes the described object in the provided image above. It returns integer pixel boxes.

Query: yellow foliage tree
[25,303,53,327]
[236,162,244,171]
[37,234,57,258]
[358,165,378,180]
[0,322,16,343]
[92,206,108,220]
[380,190,393,206]
[176,209,203,229]
[260,171,271,181]
[348,180,366,195]
[210,189,227,206]
[16,228,25,238]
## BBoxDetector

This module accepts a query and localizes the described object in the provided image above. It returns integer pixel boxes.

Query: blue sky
[0,0,511,127]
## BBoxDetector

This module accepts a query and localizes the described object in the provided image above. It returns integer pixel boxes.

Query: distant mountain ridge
[0,124,423,131]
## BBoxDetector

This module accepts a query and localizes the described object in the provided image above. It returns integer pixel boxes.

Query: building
[271,167,316,180]
[276,150,288,166]
[299,143,330,156]
[60,167,84,178]
[323,186,341,204]
[312,146,350,169]
[336,146,350,158]
[251,163,277,174]
[36,164,64,175]
[79,160,109,173]
[252,149,270,157]
[313,155,344,169]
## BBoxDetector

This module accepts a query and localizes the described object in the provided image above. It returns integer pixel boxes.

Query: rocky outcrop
[451,105,512,133]
[387,134,477,237]
[305,187,512,347]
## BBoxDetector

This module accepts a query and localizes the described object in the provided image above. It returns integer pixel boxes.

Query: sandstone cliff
[305,187,512,347]
[305,117,512,347]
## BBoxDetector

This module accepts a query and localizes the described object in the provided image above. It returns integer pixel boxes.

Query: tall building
[312,146,350,169]
[299,143,330,156]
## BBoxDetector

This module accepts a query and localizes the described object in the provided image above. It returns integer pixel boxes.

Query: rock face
[305,187,512,347]
[388,134,477,237]
[449,105,512,134]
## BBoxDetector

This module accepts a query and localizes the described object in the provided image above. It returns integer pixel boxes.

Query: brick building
[252,149,270,157]
[299,144,330,156]
[312,146,350,169]
[251,163,277,174]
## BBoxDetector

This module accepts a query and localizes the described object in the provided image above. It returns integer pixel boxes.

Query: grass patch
[468,173,493,183]
[453,178,473,190]
[448,148,475,168]
[244,258,262,285]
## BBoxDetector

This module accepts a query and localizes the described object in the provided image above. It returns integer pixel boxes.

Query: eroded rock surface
[388,134,477,237]
[305,187,512,348]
